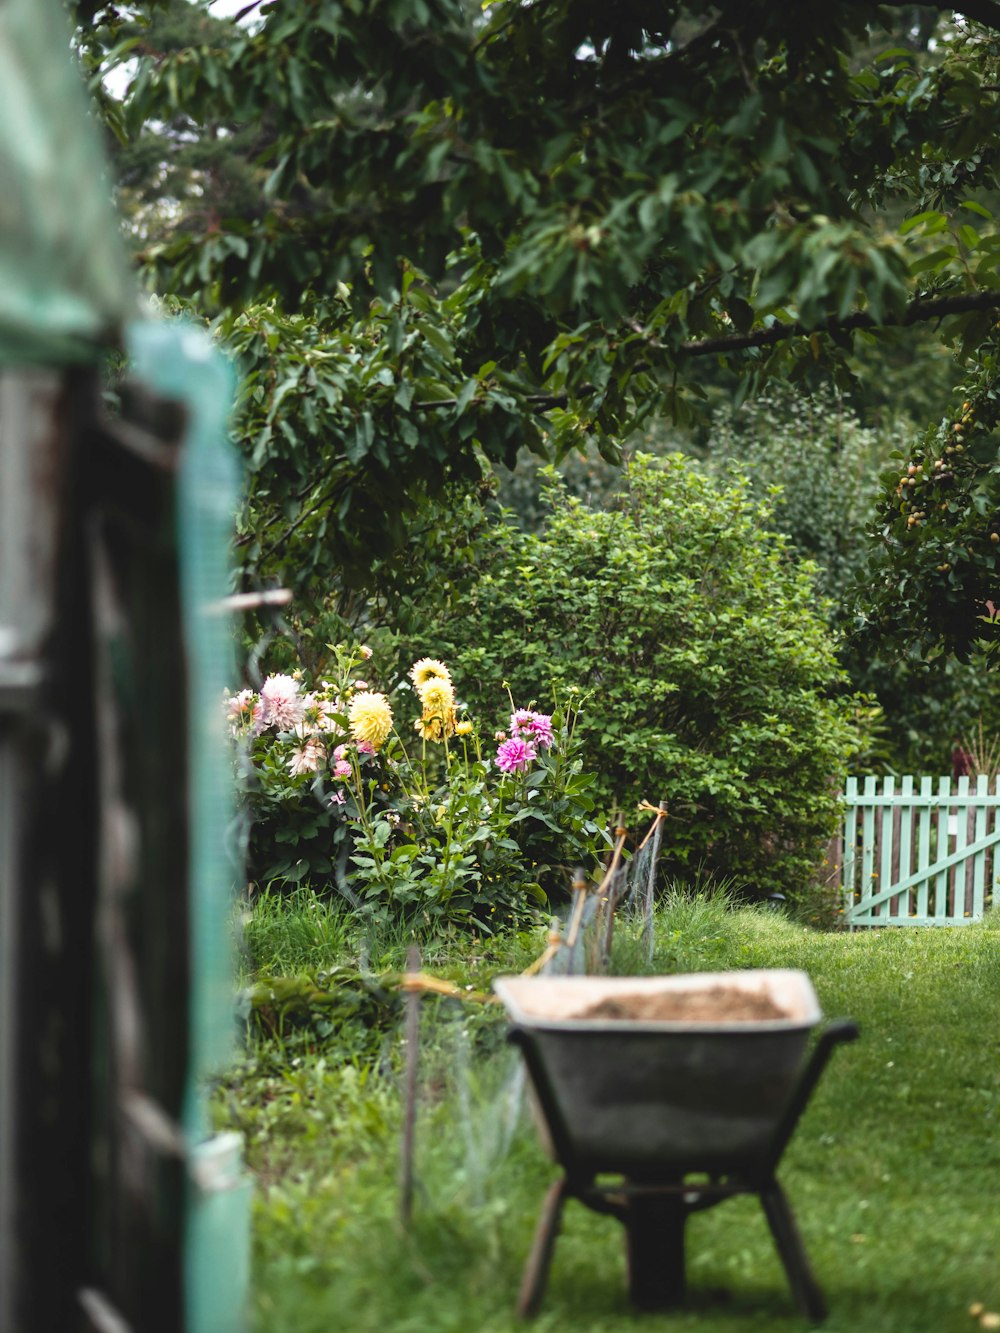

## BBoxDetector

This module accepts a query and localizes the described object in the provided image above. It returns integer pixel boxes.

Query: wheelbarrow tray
[494,970,821,1176]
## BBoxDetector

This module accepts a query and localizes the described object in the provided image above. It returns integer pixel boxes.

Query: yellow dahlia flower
[348,691,393,751]
[414,715,446,742]
[455,720,474,737]
[415,677,457,742]
[409,657,452,693]
[418,678,454,714]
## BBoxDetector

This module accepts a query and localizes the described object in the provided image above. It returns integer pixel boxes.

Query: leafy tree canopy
[78,1,1000,652]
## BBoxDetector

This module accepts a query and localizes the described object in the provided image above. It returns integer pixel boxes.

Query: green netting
[0,0,134,365]
[127,319,250,1333]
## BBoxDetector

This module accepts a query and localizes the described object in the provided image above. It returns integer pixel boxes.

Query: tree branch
[678,290,1000,357]
[844,0,1000,33]
[413,390,571,411]
[412,292,1000,415]
[256,475,350,565]
[232,1,264,22]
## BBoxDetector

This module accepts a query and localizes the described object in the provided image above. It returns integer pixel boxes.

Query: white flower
[259,673,304,731]
[287,737,325,776]
[296,693,339,737]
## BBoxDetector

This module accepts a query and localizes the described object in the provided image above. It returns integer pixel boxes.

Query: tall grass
[608,878,767,975]
[239,886,352,978]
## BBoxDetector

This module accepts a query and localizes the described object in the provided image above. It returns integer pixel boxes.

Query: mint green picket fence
[842,776,1000,926]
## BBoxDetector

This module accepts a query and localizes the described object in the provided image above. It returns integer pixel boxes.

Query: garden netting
[0,0,133,366]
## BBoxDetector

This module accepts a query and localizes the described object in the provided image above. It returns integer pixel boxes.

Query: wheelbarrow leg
[760,1180,828,1323]
[623,1185,686,1310]
[517,1177,568,1319]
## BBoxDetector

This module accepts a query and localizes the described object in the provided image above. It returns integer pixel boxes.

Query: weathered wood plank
[839,793,1000,807]
[897,775,913,919]
[842,776,859,915]
[878,776,895,921]
[972,775,988,918]
[952,776,970,918]
[916,777,932,920]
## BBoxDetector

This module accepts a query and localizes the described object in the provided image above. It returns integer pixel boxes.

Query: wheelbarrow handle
[761,1019,859,1177]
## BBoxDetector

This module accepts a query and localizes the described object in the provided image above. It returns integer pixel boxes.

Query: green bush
[394,454,866,907]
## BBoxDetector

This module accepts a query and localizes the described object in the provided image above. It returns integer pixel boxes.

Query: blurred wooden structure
[0,3,249,1329]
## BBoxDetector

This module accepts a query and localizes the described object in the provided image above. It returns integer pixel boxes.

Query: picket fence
[840,775,1000,927]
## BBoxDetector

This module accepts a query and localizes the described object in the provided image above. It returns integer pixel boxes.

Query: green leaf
[899,211,946,236]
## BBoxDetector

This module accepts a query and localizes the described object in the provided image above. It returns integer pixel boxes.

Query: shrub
[393,454,867,907]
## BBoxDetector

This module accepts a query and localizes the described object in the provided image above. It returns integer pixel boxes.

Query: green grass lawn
[217,895,1000,1332]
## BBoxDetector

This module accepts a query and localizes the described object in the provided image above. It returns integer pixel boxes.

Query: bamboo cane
[399,945,421,1227]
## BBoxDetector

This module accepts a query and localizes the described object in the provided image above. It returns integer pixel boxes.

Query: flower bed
[228,644,608,926]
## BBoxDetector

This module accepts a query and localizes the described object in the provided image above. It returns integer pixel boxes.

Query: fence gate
[842,776,1000,926]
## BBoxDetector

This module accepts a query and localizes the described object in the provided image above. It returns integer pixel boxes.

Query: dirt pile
[576,986,788,1023]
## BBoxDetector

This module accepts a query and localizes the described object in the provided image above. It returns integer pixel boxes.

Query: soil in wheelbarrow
[576,985,788,1023]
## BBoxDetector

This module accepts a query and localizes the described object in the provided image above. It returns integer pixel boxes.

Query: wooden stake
[399,944,421,1227]
[642,801,668,961]
[563,871,590,949]
[598,828,629,968]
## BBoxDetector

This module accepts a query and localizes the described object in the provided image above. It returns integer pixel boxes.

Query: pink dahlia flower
[227,688,254,719]
[297,693,338,736]
[495,736,537,774]
[226,689,255,734]
[511,709,554,748]
[333,759,352,779]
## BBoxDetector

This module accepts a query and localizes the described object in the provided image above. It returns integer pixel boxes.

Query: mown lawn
[216,896,1000,1332]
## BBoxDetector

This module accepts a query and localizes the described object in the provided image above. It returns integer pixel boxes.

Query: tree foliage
[77,2,1000,651]
[698,385,1000,768]
[860,349,1000,661]
[703,384,890,603]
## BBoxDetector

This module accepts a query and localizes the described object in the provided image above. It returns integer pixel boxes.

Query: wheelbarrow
[494,970,858,1322]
